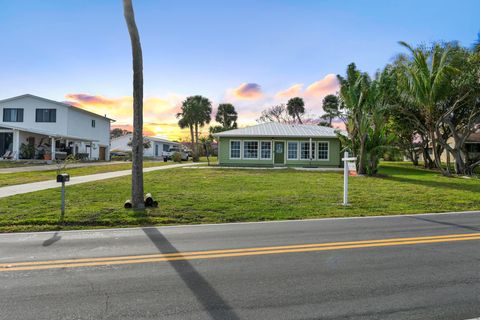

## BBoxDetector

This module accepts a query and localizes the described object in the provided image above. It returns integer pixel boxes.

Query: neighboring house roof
[147,136,179,144]
[213,122,344,138]
[0,123,99,142]
[466,132,480,143]
[0,94,116,122]
[111,133,177,152]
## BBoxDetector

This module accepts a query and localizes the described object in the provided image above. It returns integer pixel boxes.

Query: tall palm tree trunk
[189,125,195,158]
[123,0,144,209]
[194,123,199,162]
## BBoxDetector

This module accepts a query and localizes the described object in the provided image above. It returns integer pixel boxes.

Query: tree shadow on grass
[407,215,480,232]
[380,174,479,193]
[142,227,240,320]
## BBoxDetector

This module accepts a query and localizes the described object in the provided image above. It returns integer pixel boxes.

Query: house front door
[274,141,285,165]
[99,147,106,161]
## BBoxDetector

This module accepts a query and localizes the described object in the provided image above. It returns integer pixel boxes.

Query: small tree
[110,128,131,138]
[257,104,294,124]
[127,137,151,150]
[321,94,341,127]
[172,152,182,163]
[199,136,213,166]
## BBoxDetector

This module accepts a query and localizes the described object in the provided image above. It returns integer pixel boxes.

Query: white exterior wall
[111,134,132,153]
[0,95,69,135]
[66,106,111,160]
[111,134,177,158]
[0,95,112,160]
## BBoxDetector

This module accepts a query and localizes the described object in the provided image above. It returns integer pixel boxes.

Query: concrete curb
[0,210,478,236]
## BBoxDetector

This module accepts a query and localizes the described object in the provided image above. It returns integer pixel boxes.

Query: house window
[318,142,329,160]
[287,142,298,160]
[35,109,56,122]
[91,120,96,128]
[3,108,24,122]
[243,141,258,159]
[230,140,241,159]
[163,144,170,152]
[466,143,480,153]
[300,141,315,160]
[260,141,271,159]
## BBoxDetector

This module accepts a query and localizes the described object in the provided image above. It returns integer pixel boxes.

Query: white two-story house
[0,94,114,161]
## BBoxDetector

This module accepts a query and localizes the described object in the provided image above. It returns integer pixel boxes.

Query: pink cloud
[65,93,117,105]
[305,74,339,97]
[230,83,263,100]
[275,84,303,99]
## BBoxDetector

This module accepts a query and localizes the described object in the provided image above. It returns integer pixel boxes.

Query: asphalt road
[1,211,480,320]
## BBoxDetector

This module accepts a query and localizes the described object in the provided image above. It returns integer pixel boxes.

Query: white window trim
[260,140,272,160]
[300,141,316,160]
[317,141,330,161]
[229,140,241,160]
[243,140,259,160]
[287,141,299,160]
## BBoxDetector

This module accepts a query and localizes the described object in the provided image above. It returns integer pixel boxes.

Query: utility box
[56,173,70,183]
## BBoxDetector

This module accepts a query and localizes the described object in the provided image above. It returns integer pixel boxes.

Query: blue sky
[1,0,479,138]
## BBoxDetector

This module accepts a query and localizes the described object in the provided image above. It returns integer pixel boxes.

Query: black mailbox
[57,173,70,183]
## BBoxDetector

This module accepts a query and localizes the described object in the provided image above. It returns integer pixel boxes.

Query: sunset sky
[1,0,479,140]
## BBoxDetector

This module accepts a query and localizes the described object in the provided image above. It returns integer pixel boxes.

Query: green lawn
[0,161,183,187]
[0,162,478,232]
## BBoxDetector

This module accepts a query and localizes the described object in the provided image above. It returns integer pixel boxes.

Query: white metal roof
[213,122,342,138]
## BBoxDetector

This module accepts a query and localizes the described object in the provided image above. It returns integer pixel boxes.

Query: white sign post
[342,151,357,206]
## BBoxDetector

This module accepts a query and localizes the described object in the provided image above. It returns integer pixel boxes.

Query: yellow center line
[1,232,480,272]
[2,232,479,267]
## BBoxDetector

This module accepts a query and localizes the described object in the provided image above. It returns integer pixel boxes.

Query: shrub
[19,143,35,159]
[172,152,182,163]
[111,155,128,161]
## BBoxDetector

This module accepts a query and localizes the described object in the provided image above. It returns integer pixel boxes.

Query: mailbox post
[342,151,357,206]
[57,173,70,217]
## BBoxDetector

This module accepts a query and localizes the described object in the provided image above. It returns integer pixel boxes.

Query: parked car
[164,146,189,161]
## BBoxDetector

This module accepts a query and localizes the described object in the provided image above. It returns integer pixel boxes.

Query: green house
[214,122,343,167]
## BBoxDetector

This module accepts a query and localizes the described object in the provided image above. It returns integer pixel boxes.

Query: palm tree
[178,96,212,161]
[215,103,238,129]
[286,97,305,124]
[123,0,144,209]
[177,109,195,162]
[398,41,457,174]
[338,63,371,174]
